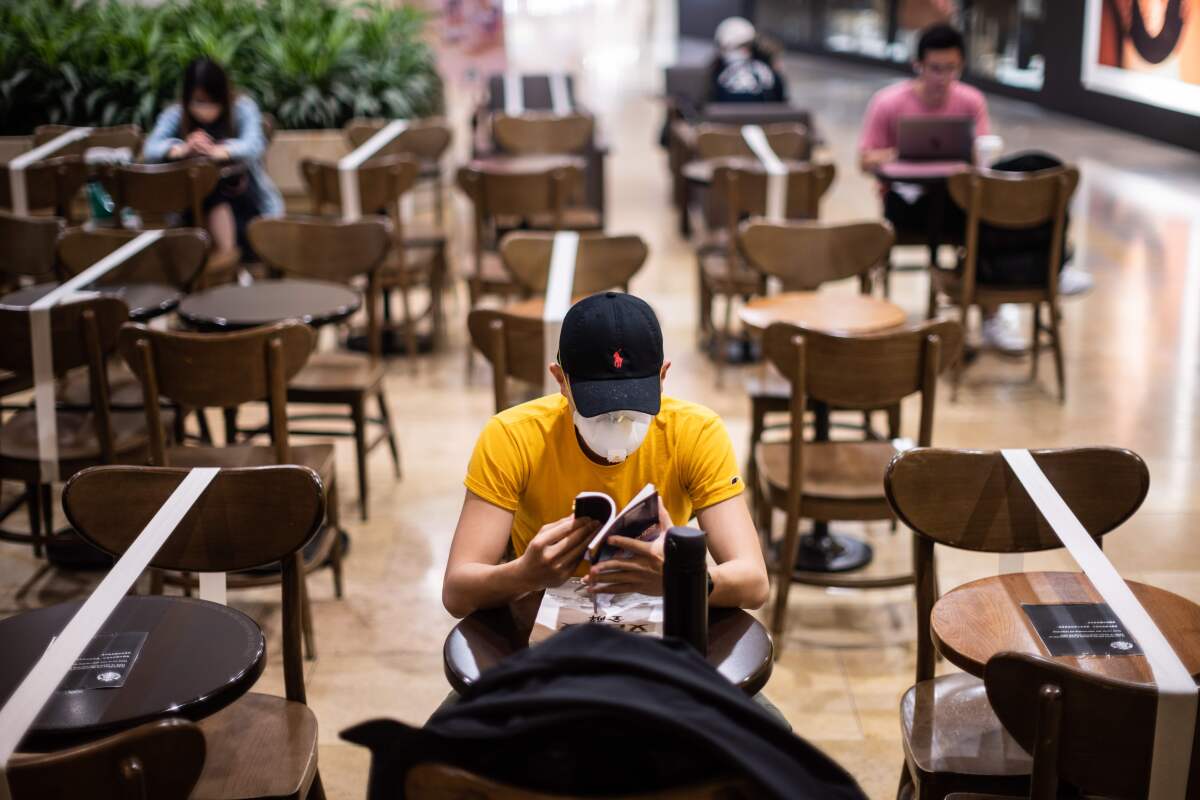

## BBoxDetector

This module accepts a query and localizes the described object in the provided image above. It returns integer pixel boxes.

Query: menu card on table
[1022,603,1143,657]
[53,631,148,690]
[531,579,662,644]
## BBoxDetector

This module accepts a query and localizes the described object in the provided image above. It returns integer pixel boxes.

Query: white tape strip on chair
[542,231,580,395]
[740,124,787,221]
[337,120,410,221]
[7,128,92,217]
[28,230,164,483]
[1002,449,1198,800]
[549,74,571,116]
[0,467,219,800]
[504,72,525,117]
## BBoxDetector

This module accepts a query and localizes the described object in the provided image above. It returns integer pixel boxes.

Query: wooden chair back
[0,156,89,221]
[467,309,547,412]
[259,113,277,145]
[492,113,594,155]
[405,762,755,799]
[57,227,211,290]
[711,162,836,223]
[5,717,205,800]
[248,216,391,357]
[33,124,144,155]
[63,464,324,703]
[499,232,647,294]
[117,321,315,465]
[0,212,65,286]
[102,160,220,229]
[884,446,1149,681]
[299,155,420,222]
[344,118,453,163]
[484,73,577,113]
[947,165,1079,300]
[456,162,584,220]
[738,219,893,291]
[984,651,1200,799]
[694,123,811,161]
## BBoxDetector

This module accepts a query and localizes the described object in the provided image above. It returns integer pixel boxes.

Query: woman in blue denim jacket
[144,57,283,259]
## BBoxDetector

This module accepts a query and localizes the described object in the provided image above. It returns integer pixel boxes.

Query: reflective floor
[4,2,1200,797]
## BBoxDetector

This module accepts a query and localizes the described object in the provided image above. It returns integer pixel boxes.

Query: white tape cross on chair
[7,127,93,217]
[740,125,788,221]
[548,74,572,117]
[0,467,219,800]
[542,231,580,395]
[29,230,164,484]
[503,71,525,116]
[1002,449,1198,799]
[337,120,410,222]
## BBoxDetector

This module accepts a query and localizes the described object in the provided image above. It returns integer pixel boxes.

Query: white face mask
[573,409,652,464]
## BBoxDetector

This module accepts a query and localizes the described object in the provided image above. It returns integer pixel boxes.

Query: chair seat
[700,250,762,294]
[164,443,335,485]
[900,672,1032,782]
[462,251,517,289]
[757,439,897,500]
[192,692,318,800]
[0,369,32,398]
[289,352,383,394]
[0,408,150,463]
[526,206,603,231]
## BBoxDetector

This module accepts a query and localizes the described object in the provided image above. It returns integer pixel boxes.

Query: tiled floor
[4,2,1200,798]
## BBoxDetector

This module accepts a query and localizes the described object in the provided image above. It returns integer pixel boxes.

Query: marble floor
[5,2,1200,798]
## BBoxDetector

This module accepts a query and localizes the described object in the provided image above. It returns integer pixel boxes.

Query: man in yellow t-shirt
[443,292,768,618]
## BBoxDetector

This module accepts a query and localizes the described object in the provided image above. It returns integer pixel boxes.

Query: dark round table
[0,596,265,750]
[178,278,361,331]
[444,591,774,696]
[1,282,181,322]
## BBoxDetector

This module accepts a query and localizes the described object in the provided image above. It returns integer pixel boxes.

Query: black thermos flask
[663,525,708,655]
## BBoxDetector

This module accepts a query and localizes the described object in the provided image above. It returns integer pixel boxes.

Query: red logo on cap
[612,350,624,369]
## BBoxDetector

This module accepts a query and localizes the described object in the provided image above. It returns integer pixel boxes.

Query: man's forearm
[708,557,770,609]
[443,559,537,618]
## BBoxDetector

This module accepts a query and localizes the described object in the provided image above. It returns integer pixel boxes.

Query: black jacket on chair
[342,624,866,799]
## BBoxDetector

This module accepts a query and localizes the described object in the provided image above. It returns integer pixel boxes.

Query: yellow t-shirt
[465,394,745,572]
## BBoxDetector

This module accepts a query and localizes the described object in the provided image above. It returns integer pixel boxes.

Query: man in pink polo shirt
[860,24,1023,351]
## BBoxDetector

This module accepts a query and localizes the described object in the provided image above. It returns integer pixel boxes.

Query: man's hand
[584,498,671,596]
[516,515,597,590]
[860,147,897,172]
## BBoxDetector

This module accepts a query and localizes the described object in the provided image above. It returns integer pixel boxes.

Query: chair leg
[326,477,345,599]
[1048,302,1066,403]
[306,769,327,800]
[925,268,938,321]
[25,482,43,558]
[896,759,914,799]
[351,398,368,522]
[376,387,401,479]
[194,408,213,445]
[716,294,733,387]
[222,406,239,446]
[399,285,419,374]
[40,482,54,542]
[300,570,317,661]
[1030,302,1041,381]
[149,570,164,595]
[770,510,803,649]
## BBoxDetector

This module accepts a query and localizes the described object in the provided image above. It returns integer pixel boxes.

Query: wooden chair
[701,162,836,383]
[737,219,896,521]
[467,309,546,413]
[116,321,344,658]
[0,297,150,556]
[940,166,1079,402]
[62,464,328,800]
[99,159,239,289]
[693,123,811,162]
[756,319,963,646]
[499,231,647,295]
[300,154,447,355]
[884,446,1150,800]
[247,216,399,520]
[405,763,755,799]
[344,118,452,226]
[0,156,89,222]
[949,650,1200,800]
[0,212,64,293]
[57,226,211,291]
[456,161,587,309]
[33,124,144,155]
[5,717,205,799]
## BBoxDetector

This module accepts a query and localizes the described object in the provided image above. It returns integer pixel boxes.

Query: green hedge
[0,0,444,136]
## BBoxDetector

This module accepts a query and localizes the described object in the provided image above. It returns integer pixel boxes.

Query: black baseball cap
[559,292,664,418]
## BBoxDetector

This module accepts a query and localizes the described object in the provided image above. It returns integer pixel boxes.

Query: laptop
[896,116,974,162]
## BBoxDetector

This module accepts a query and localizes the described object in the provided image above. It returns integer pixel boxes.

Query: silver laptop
[896,116,974,161]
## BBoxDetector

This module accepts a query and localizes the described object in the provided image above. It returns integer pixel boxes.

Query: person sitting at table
[143,57,283,261]
[443,291,769,618]
[858,24,1026,351]
[706,17,787,105]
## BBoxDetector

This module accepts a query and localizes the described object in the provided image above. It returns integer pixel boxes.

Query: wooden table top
[467,153,587,175]
[932,571,1200,685]
[0,596,265,750]
[738,291,907,334]
[443,591,774,696]
[1,281,181,322]
[178,278,360,331]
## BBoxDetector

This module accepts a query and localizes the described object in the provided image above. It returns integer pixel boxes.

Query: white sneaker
[981,312,1025,354]
[1057,266,1093,296]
